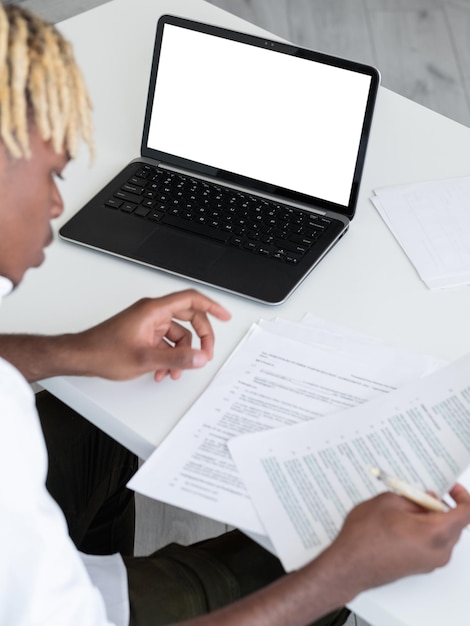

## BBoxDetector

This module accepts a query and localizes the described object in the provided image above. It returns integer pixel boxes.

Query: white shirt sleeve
[0,356,129,626]
[80,553,130,626]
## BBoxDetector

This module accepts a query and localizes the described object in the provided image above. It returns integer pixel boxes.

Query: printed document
[229,352,470,571]
[129,317,441,535]
[371,176,470,289]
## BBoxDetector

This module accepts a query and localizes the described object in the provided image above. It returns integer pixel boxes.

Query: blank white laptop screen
[147,23,372,207]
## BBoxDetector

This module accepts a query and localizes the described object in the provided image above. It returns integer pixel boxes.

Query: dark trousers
[38,391,350,626]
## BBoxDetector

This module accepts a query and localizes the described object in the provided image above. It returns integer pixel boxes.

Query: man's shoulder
[0,355,32,402]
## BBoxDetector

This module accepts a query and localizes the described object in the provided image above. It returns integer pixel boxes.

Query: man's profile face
[0,126,68,286]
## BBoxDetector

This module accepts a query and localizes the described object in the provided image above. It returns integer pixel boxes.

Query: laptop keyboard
[104,164,332,265]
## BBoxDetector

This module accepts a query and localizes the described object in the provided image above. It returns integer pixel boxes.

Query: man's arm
[0,289,231,382]
[181,485,470,626]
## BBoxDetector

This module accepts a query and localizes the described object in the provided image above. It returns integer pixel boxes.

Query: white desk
[3,1,470,624]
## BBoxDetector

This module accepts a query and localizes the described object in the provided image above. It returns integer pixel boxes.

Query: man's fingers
[445,484,470,532]
[91,290,230,382]
[159,319,213,366]
[164,321,193,348]
[449,483,470,505]
[148,347,209,374]
[145,290,230,359]
[189,311,216,357]
[158,289,231,324]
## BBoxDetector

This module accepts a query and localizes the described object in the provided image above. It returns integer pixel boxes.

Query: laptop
[60,14,380,304]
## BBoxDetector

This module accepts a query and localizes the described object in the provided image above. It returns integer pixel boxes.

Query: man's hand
[317,483,470,602]
[174,486,470,626]
[0,289,231,382]
[76,289,231,381]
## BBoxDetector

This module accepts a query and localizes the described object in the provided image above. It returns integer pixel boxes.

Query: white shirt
[0,278,129,626]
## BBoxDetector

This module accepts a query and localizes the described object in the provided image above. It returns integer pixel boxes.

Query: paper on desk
[229,352,470,572]
[372,176,470,289]
[128,317,442,535]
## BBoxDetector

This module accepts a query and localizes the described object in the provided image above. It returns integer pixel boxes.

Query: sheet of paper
[229,352,470,571]
[371,176,470,289]
[264,314,441,374]
[129,317,442,534]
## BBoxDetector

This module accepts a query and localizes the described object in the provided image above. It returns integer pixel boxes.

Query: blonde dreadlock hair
[0,3,93,159]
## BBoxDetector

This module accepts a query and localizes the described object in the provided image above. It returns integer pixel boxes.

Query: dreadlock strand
[55,37,71,150]
[10,12,30,157]
[0,4,21,158]
[29,58,51,142]
[0,97,21,158]
[0,3,94,159]
[42,25,64,154]
[0,4,8,69]
[72,63,93,158]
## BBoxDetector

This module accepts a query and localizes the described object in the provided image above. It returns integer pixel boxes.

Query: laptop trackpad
[136,228,225,275]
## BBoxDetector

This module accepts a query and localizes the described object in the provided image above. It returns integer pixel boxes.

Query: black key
[155,203,169,212]
[155,193,170,202]
[135,206,150,217]
[115,190,142,203]
[229,236,244,246]
[286,253,301,264]
[234,226,248,236]
[144,190,157,199]
[275,239,308,255]
[289,234,314,247]
[105,198,123,209]
[306,213,321,221]
[121,202,137,213]
[129,176,145,186]
[243,241,258,251]
[135,167,151,179]
[161,215,230,242]
[304,228,323,240]
[151,170,165,181]
[273,228,289,239]
[148,210,164,221]
[307,219,326,230]
[122,183,144,195]
[261,234,275,244]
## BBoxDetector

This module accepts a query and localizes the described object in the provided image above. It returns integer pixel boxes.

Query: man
[1,4,470,626]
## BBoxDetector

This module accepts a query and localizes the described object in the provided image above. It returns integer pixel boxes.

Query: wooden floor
[10,0,470,127]
[12,0,470,624]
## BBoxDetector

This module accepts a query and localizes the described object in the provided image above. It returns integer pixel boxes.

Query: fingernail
[193,352,208,368]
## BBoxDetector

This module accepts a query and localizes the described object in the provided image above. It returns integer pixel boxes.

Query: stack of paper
[129,315,447,569]
[229,353,470,571]
[371,176,470,289]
